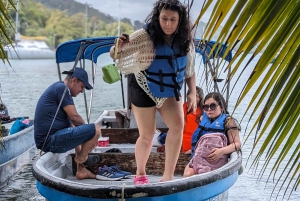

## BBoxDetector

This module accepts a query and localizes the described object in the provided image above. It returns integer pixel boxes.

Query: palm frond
[0,0,16,64]
[193,0,300,199]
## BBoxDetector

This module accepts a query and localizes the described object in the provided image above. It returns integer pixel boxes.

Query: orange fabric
[182,102,201,152]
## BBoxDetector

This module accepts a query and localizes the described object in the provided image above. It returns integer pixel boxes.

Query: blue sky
[74,0,213,23]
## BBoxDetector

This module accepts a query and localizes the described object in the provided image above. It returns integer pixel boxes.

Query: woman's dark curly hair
[204,92,229,114]
[145,0,192,56]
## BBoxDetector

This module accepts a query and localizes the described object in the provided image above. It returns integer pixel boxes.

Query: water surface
[0,57,298,200]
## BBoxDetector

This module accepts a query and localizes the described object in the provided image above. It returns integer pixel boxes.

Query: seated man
[34,67,101,180]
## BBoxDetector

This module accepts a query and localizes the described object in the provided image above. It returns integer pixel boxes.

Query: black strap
[146,67,185,76]
[155,54,182,60]
[146,77,183,89]
[198,125,225,133]
[159,69,164,92]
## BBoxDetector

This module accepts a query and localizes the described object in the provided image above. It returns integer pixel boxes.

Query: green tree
[0,0,15,63]
[193,0,299,199]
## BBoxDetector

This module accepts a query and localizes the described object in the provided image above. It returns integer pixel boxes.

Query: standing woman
[110,0,196,184]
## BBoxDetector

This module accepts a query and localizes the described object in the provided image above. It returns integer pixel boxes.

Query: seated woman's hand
[207,148,224,162]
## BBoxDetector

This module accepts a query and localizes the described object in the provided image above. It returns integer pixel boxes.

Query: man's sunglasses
[203,103,219,111]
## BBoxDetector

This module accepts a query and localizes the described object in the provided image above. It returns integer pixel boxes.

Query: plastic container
[102,64,121,84]
[98,137,109,147]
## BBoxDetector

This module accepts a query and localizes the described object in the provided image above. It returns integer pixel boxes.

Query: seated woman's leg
[183,164,196,177]
[158,97,184,181]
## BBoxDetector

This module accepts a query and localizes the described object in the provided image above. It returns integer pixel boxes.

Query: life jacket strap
[145,67,185,76]
[146,77,183,89]
[155,54,182,60]
[198,125,225,133]
[159,69,164,92]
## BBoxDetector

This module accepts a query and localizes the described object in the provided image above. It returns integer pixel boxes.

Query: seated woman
[183,92,241,177]
[182,86,204,154]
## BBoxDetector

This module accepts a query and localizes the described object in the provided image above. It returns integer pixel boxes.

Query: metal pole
[118,1,121,36]
[120,73,125,108]
[16,1,19,33]
[85,2,88,38]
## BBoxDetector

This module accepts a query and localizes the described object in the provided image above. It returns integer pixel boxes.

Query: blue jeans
[44,124,96,153]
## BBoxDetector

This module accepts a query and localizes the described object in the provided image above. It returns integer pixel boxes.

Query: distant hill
[34,0,117,24]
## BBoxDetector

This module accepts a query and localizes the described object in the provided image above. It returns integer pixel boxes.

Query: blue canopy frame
[56,37,232,65]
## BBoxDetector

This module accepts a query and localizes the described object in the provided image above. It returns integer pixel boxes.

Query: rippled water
[0,56,299,201]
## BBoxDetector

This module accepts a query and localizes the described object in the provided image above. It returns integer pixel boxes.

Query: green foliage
[0,0,137,51]
[0,0,15,63]
[34,0,116,24]
[194,0,299,200]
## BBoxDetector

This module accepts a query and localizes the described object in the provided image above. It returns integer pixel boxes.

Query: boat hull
[4,47,55,59]
[36,175,232,201]
[32,129,242,201]
[0,126,35,187]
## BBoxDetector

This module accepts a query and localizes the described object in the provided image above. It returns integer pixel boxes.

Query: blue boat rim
[32,152,241,199]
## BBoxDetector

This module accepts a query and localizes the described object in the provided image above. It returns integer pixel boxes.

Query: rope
[119,183,126,201]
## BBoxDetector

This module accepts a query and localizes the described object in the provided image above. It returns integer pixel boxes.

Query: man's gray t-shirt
[34,81,74,149]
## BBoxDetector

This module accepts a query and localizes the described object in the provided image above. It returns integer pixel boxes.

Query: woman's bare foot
[160,175,174,182]
[76,164,96,180]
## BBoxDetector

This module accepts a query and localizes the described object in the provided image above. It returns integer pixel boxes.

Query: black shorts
[128,74,156,108]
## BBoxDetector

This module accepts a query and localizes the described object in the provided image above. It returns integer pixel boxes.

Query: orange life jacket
[182,102,201,152]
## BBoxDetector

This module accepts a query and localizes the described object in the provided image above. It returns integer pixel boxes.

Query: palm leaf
[0,0,15,64]
[193,0,300,199]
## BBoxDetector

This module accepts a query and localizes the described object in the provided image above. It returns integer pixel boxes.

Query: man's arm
[63,105,85,126]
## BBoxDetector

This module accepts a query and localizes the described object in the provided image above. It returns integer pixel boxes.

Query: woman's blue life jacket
[191,113,229,157]
[144,42,188,101]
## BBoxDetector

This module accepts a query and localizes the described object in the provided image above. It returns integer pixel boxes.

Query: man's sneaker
[109,165,132,178]
[96,166,124,181]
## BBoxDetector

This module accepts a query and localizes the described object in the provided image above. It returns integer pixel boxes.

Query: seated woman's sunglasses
[203,103,218,111]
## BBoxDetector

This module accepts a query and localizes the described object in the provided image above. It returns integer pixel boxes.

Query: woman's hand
[110,34,130,59]
[186,92,197,114]
[114,34,129,53]
[207,148,224,162]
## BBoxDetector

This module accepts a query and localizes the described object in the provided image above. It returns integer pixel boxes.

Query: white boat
[4,39,55,59]
[32,37,242,201]
[0,104,35,188]
[3,1,55,60]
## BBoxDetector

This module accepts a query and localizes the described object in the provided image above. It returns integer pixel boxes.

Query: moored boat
[0,106,35,188]
[4,40,55,60]
[32,36,242,200]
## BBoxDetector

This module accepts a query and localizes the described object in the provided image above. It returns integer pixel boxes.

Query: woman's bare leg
[131,104,156,177]
[158,97,184,181]
[183,164,195,178]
